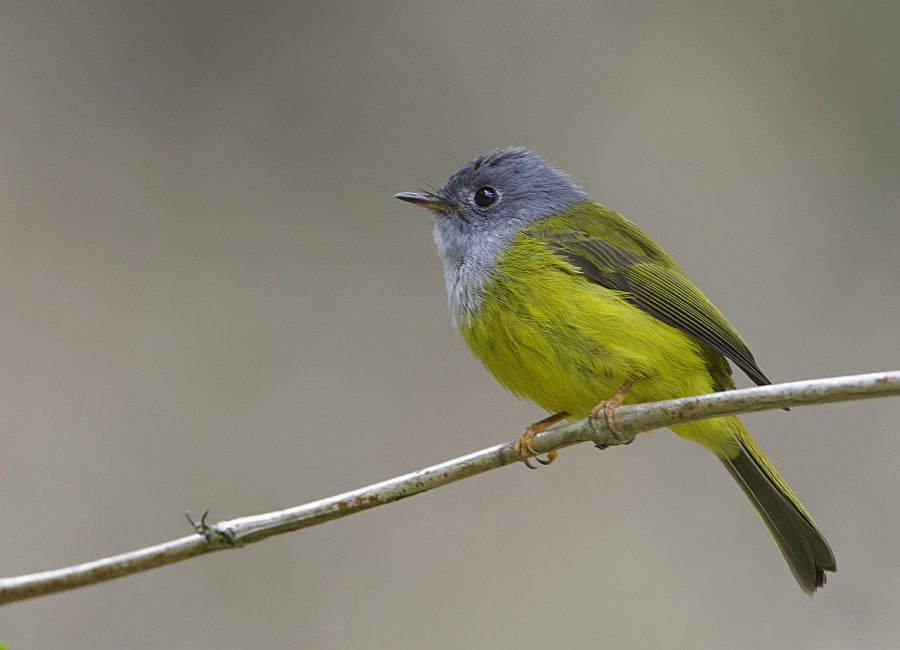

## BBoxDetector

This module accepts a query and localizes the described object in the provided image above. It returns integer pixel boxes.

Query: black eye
[474,187,499,208]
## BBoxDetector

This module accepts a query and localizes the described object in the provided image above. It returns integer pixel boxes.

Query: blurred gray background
[1,2,899,648]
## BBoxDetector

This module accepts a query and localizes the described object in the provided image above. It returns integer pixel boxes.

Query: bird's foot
[515,411,568,469]
[589,378,637,449]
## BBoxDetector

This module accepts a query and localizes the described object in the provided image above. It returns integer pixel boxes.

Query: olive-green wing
[539,231,770,387]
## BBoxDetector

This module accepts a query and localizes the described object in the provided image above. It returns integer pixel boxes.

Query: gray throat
[433,218,520,328]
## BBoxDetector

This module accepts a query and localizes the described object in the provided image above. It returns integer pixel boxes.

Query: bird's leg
[589,377,637,448]
[515,411,569,469]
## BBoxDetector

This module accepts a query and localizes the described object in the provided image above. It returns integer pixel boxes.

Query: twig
[1,370,898,606]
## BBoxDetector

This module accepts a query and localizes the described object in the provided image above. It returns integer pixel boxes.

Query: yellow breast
[457,232,720,419]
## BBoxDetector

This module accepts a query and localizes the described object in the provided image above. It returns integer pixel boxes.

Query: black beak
[394,191,455,211]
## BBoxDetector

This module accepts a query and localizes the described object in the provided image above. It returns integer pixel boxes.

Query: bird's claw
[514,411,567,469]
[589,378,637,449]
[515,431,557,469]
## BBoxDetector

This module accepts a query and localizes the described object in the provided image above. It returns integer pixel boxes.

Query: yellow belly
[458,233,740,456]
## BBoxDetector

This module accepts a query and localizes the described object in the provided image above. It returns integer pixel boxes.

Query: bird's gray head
[395,148,590,323]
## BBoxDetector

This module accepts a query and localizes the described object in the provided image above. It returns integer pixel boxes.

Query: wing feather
[537,230,770,387]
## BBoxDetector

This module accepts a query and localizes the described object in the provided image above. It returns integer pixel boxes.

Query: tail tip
[804,562,836,595]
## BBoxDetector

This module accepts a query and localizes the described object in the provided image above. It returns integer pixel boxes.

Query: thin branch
[2,370,899,606]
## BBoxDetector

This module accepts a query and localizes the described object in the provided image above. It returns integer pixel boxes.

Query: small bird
[396,148,835,593]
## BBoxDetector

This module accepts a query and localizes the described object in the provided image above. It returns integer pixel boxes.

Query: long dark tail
[722,420,836,593]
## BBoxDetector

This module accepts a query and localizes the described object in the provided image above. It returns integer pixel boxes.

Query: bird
[395,147,836,593]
